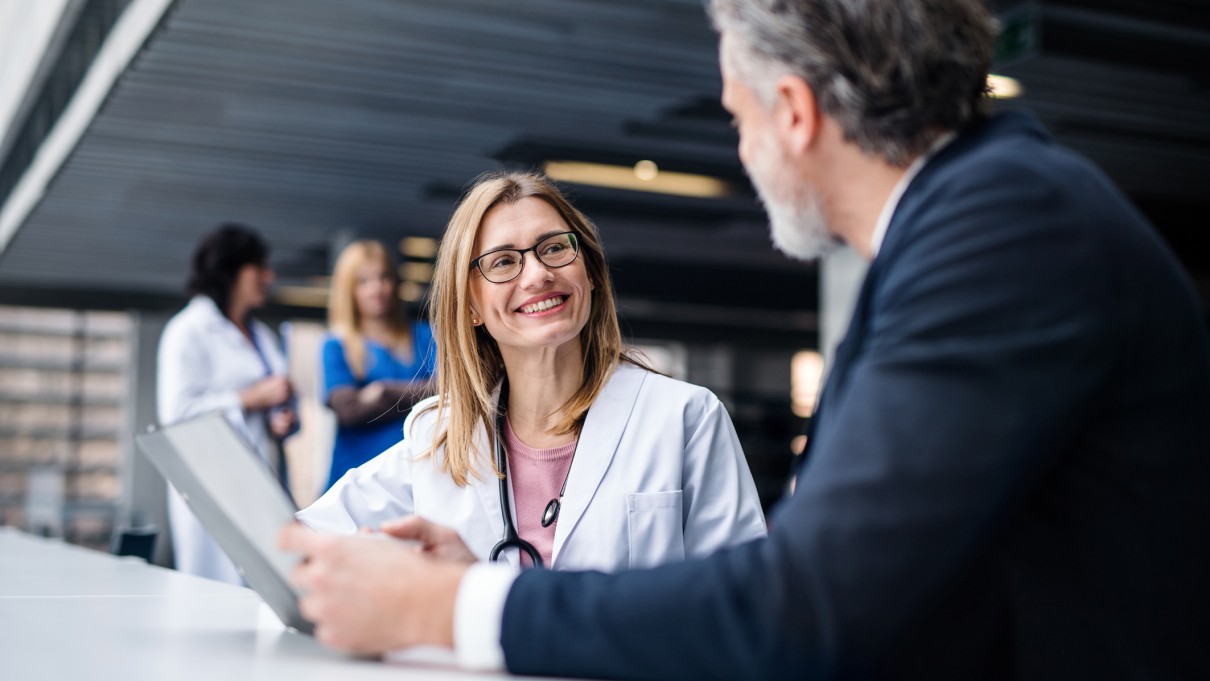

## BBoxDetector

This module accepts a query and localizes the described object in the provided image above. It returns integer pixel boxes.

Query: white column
[819,246,868,365]
[121,311,171,565]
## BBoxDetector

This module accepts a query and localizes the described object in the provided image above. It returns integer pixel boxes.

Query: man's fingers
[290,552,319,590]
[379,515,430,541]
[313,622,351,652]
[278,521,316,552]
[297,590,325,621]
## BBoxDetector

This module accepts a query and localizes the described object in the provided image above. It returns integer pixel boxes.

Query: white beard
[746,128,840,262]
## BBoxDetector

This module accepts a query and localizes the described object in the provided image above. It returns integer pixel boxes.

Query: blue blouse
[321,322,435,490]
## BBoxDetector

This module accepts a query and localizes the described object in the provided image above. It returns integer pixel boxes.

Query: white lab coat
[157,295,287,583]
[299,363,767,571]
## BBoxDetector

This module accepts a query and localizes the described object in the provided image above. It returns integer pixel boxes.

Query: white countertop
[0,527,569,681]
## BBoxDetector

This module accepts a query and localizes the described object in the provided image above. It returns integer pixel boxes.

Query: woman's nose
[517,252,554,287]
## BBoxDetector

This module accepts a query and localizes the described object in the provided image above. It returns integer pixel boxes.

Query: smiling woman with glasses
[297,170,766,576]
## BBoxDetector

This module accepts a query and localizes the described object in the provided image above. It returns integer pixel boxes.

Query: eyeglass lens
[477,233,578,283]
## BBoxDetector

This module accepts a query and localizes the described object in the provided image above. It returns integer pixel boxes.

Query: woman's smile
[517,293,569,316]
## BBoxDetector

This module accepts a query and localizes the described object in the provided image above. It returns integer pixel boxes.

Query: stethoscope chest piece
[541,498,561,528]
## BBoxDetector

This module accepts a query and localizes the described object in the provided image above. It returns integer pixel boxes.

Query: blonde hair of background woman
[327,240,412,379]
[424,171,653,486]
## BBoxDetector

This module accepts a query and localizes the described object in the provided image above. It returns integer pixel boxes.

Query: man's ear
[773,74,819,156]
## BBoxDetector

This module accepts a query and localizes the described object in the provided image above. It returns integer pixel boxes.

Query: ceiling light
[399,262,434,283]
[544,160,733,199]
[399,236,438,259]
[791,350,825,418]
[633,160,659,181]
[398,281,426,302]
[272,285,329,308]
[987,73,1023,99]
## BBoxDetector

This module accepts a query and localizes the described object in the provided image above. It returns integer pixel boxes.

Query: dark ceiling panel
[0,0,1207,328]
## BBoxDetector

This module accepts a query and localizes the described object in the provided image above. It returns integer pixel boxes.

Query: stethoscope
[487,379,581,569]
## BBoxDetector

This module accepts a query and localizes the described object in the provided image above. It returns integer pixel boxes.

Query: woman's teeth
[521,296,566,314]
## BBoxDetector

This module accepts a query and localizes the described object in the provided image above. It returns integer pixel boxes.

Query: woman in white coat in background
[299,172,766,571]
[158,223,296,583]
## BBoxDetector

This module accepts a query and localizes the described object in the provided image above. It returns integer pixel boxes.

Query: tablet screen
[137,411,312,634]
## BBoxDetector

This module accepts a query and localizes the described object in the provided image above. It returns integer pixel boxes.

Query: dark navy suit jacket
[500,111,1210,680]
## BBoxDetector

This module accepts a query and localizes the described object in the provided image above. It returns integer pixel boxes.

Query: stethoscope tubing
[488,380,545,568]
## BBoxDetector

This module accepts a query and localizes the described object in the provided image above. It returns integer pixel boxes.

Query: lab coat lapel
[468,382,521,569]
[550,364,646,567]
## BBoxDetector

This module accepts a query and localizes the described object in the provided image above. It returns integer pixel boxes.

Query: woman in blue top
[322,240,435,491]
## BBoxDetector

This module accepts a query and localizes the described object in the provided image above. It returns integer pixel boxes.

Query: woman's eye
[541,243,566,255]
[487,254,517,270]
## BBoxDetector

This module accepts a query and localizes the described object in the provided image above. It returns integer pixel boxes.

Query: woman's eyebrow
[481,230,566,253]
[479,242,517,253]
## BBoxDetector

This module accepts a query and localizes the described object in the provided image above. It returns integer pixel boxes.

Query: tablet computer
[136,411,313,634]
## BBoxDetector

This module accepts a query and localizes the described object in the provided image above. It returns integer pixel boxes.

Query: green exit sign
[995,3,1041,66]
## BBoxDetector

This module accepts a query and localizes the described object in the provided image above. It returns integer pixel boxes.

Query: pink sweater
[504,418,576,567]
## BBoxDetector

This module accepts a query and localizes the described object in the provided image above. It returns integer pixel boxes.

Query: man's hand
[278,523,467,654]
[379,516,479,565]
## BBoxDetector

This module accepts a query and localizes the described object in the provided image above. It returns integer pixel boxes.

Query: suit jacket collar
[878,110,1049,269]
[805,110,1050,462]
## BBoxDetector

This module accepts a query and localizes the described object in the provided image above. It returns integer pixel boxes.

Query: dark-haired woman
[157,223,296,583]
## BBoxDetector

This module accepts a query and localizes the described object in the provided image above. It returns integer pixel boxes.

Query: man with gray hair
[281,1,1210,678]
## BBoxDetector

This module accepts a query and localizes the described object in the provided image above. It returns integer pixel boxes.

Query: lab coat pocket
[626,490,684,569]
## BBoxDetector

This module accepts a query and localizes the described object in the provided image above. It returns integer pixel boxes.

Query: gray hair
[710,0,998,166]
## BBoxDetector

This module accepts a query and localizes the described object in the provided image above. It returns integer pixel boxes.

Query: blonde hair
[424,171,651,486]
[327,240,412,379]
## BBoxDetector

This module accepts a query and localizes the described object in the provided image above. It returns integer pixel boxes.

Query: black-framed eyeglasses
[469,231,580,284]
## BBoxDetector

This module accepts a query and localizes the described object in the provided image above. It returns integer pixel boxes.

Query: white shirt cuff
[454,562,519,671]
